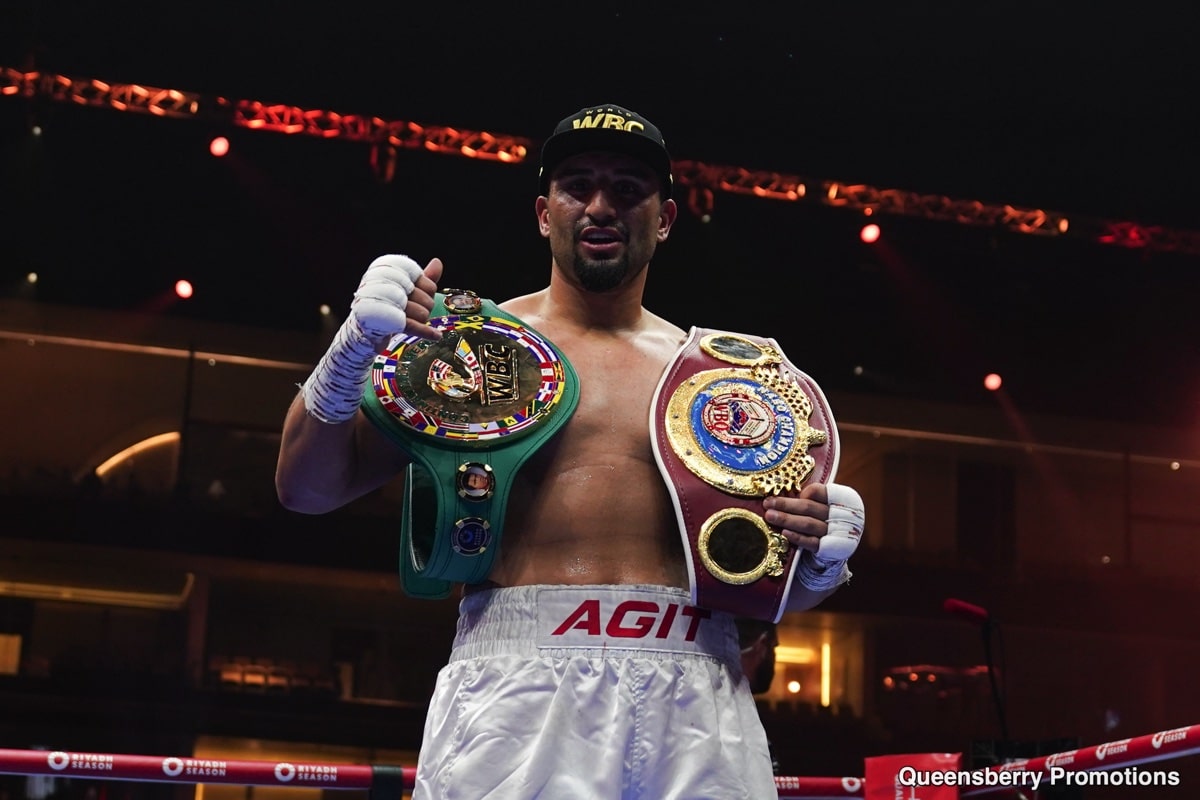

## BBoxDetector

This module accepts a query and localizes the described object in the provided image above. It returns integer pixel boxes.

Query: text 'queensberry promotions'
[896,765,1182,791]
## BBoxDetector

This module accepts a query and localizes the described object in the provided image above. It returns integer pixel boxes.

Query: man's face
[536,151,676,293]
[748,644,777,694]
[741,624,778,694]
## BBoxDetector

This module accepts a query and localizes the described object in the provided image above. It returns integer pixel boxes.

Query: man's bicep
[351,412,413,493]
[276,401,406,513]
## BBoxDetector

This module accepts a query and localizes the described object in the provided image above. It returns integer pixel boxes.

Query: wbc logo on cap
[571,108,646,134]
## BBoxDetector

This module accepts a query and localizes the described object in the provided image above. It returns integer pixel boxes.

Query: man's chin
[575,261,627,293]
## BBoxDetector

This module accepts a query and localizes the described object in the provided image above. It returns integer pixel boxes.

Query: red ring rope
[1,723,1196,799]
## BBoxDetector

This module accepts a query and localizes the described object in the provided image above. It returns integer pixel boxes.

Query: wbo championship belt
[650,327,840,622]
[360,289,579,600]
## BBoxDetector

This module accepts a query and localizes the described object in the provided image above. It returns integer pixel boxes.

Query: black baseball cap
[538,104,673,199]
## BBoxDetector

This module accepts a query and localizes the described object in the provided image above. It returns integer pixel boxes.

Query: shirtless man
[276,103,863,799]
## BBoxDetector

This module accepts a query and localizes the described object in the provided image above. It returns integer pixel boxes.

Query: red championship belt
[650,327,840,621]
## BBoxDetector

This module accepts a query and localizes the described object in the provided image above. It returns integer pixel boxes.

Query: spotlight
[860,223,880,244]
[175,280,194,299]
[984,373,1002,391]
[210,136,230,157]
[686,186,714,224]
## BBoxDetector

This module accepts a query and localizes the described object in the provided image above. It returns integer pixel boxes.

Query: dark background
[2,1,1197,429]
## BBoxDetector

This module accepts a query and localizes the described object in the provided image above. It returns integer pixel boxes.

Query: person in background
[738,617,782,775]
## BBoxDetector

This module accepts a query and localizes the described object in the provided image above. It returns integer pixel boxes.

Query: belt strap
[360,290,579,599]
[650,327,840,621]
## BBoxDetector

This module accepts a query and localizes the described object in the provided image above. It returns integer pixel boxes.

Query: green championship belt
[360,289,579,600]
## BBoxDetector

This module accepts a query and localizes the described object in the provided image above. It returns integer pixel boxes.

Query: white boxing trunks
[413,584,777,800]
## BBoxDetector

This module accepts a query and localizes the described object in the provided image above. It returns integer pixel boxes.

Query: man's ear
[657,198,678,242]
[535,196,551,238]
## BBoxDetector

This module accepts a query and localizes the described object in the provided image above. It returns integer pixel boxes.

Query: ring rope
[1,722,1197,799]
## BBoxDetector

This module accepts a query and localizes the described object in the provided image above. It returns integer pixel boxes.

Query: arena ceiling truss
[4,66,1197,257]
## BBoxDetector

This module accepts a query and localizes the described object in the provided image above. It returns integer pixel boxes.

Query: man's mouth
[579,227,624,255]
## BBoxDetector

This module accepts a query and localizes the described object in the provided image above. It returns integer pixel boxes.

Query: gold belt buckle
[370,289,570,445]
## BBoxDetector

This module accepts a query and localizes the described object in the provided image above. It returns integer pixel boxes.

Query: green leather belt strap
[359,289,579,599]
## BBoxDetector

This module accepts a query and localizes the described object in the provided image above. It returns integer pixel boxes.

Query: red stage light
[175,280,194,299]
[860,223,880,243]
[209,136,230,157]
[984,373,1002,391]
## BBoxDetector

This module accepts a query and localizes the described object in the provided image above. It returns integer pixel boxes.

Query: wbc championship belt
[360,289,579,600]
[650,327,840,622]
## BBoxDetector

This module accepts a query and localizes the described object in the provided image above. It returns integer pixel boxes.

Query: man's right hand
[351,255,444,350]
[300,254,443,424]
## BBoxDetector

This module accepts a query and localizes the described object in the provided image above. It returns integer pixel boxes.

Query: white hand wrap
[301,255,425,424]
[797,483,864,591]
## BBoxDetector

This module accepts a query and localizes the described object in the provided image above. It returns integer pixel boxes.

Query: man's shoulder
[497,291,545,320]
[643,309,688,343]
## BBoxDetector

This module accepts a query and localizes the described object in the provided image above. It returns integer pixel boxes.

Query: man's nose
[585,188,618,223]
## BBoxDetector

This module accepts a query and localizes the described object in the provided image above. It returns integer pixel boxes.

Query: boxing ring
[2,723,1197,799]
